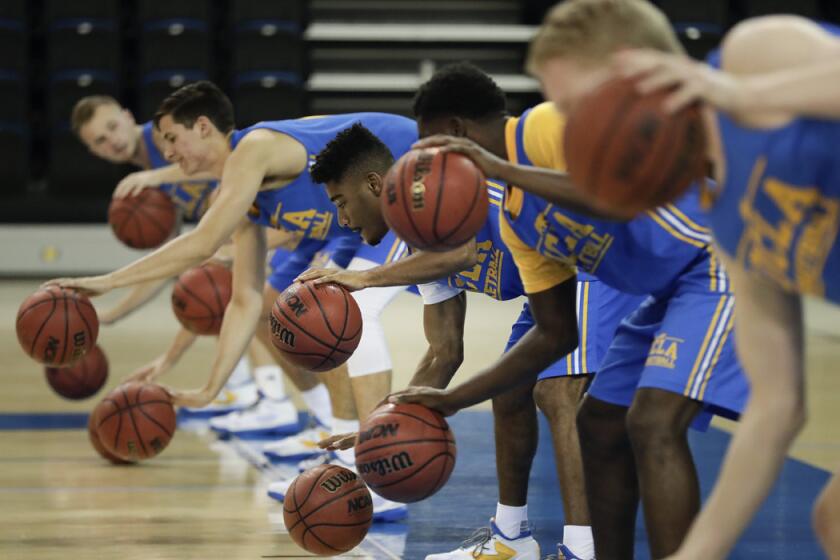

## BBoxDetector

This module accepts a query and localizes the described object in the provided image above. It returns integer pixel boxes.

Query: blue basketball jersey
[501,103,727,298]
[231,113,418,242]
[141,122,216,221]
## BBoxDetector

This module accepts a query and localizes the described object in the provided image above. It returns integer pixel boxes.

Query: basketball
[564,77,707,219]
[269,281,363,372]
[382,148,488,251]
[355,402,456,502]
[16,286,99,367]
[171,263,232,335]
[45,344,108,400]
[283,464,373,555]
[108,188,177,249]
[87,408,133,465]
[94,382,177,461]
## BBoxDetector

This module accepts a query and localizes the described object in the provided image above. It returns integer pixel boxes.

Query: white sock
[495,503,528,539]
[301,384,333,429]
[563,525,594,560]
[253,365,287,401]
[228,355,252,387]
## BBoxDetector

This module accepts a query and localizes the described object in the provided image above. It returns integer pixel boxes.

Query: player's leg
[577,296,663,559]
[628,290,747,558]
[814,472,840,557]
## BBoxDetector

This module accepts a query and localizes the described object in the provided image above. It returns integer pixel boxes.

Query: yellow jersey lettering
[645,333,684,369]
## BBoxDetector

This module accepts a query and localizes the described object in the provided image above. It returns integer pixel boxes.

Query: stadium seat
[138,19,212,75]
[47,127,128,196]
[47,20,120,75]
[740,0,820,18]
[47,71,119,125]
[233,22,305,75]
[0,0,26,21]
[0,124,29,195]
[232,0,307,27]
[43,0,119,24]
[674,23,723,60]
[0,20,27,73]
[657,0,730,27]
[233,73,305,126]
[138,70,209,121]
[136,0,213,24]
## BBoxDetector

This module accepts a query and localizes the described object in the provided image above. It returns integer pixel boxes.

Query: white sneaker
[262,426,332,462]
[181,382,259,416]
[209,397,301,437]
[425,519,540,560]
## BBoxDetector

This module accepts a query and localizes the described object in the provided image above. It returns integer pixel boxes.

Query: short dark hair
[154,81,235,134]
[413,62,507,121]
[311,123,395,185]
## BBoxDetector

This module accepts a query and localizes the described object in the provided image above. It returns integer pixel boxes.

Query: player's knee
[813,485,840,552]
[625,403,685,452]
[533,377,575,419]
[576,397,626,451]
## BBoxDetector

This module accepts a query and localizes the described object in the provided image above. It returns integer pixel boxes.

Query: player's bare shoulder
[231,128,308,187]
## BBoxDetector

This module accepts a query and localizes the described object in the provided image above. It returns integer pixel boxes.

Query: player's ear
[196,116,212,138]
[449,117,467,138]
[367,172,383,196]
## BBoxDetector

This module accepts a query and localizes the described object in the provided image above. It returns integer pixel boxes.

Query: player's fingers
[664,84,701,114]
[636,70,682,95]
[412,134,461,149]
[613,49,660,78]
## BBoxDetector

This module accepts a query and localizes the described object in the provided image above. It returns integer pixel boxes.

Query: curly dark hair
[154,80,235,134]
[311,123,394,185]
[413,62,507,121]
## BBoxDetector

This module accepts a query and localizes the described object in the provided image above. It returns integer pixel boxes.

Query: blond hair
[527,0,683,73]
[70,95,121,135]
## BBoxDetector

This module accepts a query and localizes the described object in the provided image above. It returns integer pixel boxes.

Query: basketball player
[608,13,840,560]
[291,121,643,559]
[390,61,750,559]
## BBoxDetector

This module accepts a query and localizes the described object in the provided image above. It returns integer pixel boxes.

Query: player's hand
[294,268,371,292]
[613,49,747,114]
[113,171,160,199]
[387,386,460,417]
[167,386,212,408]
[42,275,114,297]
[124,356,168,385]
[412,135,508,178]
[318,432,358,451]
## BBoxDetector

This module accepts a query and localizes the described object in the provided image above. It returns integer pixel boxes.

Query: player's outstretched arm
[113,164,217,198]
[390,278,578,415]
[668,255,805,560]
[124,326,198,384]
[98,278,171,324]
[410,292,467,389]
[50,133,288,297]
[167,221,267,408]
[295,239,478,291]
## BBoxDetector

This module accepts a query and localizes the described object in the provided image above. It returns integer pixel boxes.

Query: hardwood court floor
[1,279,838,558]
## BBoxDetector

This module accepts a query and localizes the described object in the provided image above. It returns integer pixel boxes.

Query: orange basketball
[94,382,177,461]
[16,286,99,366]
[269,281,362,372]
[355,403,456,502]
[45,344,108,400]
[171,263,232,335]
[382,148,488,251]
[108,188,177,249]
[564,77,707,219]
[87,409,133,465]
[283,464,373,555]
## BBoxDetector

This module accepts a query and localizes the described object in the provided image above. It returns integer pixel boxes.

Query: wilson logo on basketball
[347,494,372,513]
[410,152,434,212]
[71,331,87,359]
[357,422,399,444]
[269,315,296,348]
[320,469,358,493]
[357,451,414,476]
[43,335,60,362]
[284,293,308,317]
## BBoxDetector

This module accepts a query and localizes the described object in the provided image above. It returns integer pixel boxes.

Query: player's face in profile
[536,57,612,114]
[79,104,138,163]
[157,115,208,174]
[326,174,389,245]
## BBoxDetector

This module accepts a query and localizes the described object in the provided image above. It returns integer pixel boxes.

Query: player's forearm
[148,165,216,185]
[495,163,612,217]
[159,327,198,372]
[409,347,462,389]
[105,230,219,290]
[739,58,840,118]
[99,278,170,324]
[447,325,575,410]
[364,244,476,288]
[201,295,263,400]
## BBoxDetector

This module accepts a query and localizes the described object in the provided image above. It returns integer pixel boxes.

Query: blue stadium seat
[233,72,305,126]
[47,20,120,74]
[44,0,119,24]
[232,0,306,27]
[0,19,26,73]
[137,0,213,23]
[674,22,723,60]
[657,0,730,27]
[233,21,305,75]
[139,19,212,75]
[0,0,26,21]
[0,123,29,195]
[739,0,821,18]
[0,71,27,123]
[47,126,127,196]
[47,71,119,125]
[138,70,209,121]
